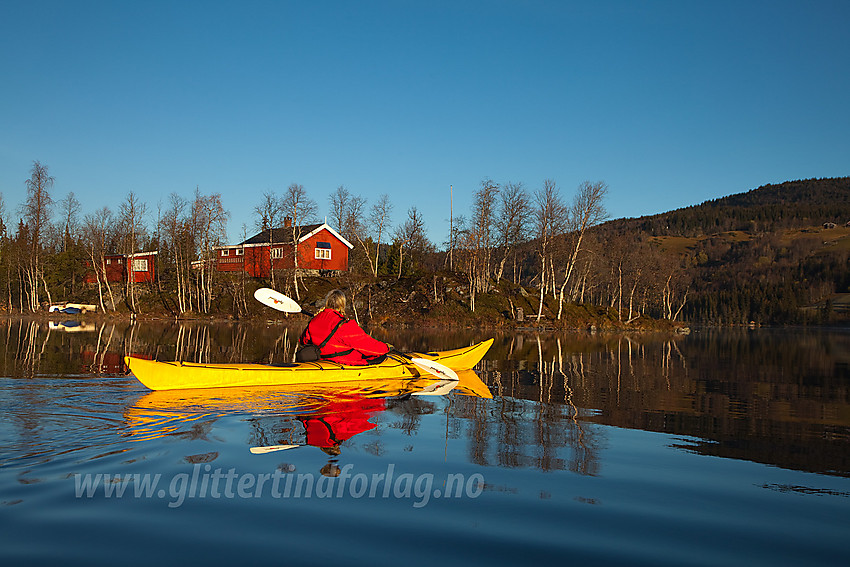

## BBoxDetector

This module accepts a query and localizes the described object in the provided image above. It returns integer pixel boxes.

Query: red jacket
[300,309,389,365]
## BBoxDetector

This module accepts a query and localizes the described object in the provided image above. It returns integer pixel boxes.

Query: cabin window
[315,242,332,260]
[132,259,148,272]
[271,247,283,259]
[235,248,243,256]
[222,249,230,257]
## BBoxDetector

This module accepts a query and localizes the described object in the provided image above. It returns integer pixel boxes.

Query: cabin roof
[234,222,354,249]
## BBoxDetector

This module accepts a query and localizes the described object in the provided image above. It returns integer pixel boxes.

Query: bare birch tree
[82,207,117,312]
[660,256,691,321]
[392,207,431,279]
[557,181,608,319]
[280,183,317,299]
[353,194,392,277]
[192,189,229,313]
[58,192,81,253]
[118,191,147,313]
[532,179,567,321]
[329,185,350,235]
[329,185,367,245]
[160,194,193,314]
[452,219,479,312]
[253,191,284,288]
[22,161,54,311]
[494,181,531,283]
[469,179,500,293]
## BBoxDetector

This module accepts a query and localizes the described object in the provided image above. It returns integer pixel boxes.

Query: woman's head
[325,289,346,312]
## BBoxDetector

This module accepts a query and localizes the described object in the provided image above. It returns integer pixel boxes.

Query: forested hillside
[603,178,850,325]
[616,177,850,237]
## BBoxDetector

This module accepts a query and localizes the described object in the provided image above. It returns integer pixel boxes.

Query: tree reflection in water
[3,318,849,477]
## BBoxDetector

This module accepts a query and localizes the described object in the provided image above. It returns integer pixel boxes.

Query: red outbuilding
[84,251,158,284]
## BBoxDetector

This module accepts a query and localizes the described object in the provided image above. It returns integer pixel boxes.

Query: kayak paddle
[254,287,459,380]
[249,444,299,454]
[254,287,311,315]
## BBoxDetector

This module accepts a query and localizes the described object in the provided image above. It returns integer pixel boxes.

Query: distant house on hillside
[214,218,353,277]
[84,251,158,284]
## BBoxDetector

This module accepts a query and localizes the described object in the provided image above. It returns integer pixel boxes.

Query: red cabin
[215,220,353,278]
[84,251,158,284]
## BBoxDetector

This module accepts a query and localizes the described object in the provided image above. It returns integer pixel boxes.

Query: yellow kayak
[125,339,493,391]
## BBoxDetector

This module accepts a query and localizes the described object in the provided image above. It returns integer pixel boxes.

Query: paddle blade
[410,358,459,381]
[254,288,302,313]
[411,379,458,396]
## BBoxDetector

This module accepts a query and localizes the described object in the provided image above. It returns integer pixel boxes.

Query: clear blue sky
[2,0,848,246]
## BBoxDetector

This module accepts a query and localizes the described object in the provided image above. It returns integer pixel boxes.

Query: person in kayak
[298,289,390,365]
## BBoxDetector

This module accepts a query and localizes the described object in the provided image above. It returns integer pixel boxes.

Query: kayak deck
[126,339,493,391]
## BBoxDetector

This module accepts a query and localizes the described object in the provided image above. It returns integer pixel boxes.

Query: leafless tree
[57,192,81,253]
[329,187,372,315]
[452,219,479,311]
[192,189,229,313]
[532,179,567,321]
[469,179,500,293]
[328,185,350,235]
[392,207,431,279]
[446,212,466,271]
[353,194,393,277]
[160,194,192,314]
[82,207,117,312]
[253,191,284,288]
[660,255,691,321]
[21,161,54,310]
[557,181,608,319]
[118,191,147,313]
[328,185,367,245]
[494,181,531,283]
[254,191,284,233]
[599,232,629,320]
[280,183,317,299]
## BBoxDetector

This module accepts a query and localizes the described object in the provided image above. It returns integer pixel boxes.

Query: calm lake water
[1,318,848,566]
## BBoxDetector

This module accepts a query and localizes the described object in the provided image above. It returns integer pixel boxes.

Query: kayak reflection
[124,371,492,452]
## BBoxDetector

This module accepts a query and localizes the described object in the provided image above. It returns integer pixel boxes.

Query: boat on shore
[49,302,98,315]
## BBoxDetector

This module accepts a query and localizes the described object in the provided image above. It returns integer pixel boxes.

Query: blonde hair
[324,289,347,312]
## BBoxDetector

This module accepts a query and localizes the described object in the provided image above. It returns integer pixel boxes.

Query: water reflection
[124,372,485,442]
[2,318,849,478]
[0,317,311,377]
[477,329,850,477]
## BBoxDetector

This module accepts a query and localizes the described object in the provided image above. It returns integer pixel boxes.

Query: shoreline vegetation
[6,272,691,334]
[8,268,850,335]
[4,164,849,330]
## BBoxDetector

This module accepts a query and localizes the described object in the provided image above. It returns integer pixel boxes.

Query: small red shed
[84,251,158,284]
